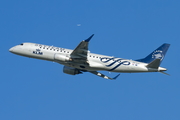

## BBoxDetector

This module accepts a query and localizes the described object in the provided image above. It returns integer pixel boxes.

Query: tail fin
[136,43,170,63]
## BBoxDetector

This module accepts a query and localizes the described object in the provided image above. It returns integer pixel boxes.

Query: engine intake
[63,66,82,75]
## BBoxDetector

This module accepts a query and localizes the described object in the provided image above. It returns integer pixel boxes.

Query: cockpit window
[20,43,23,45]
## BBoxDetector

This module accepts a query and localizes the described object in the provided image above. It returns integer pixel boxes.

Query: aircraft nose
[9,47,14,53]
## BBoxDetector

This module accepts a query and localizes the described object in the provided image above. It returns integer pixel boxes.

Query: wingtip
[112,74,120,80]
[85,34,94,42]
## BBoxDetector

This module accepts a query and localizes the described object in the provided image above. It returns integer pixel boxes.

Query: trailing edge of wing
[89,71,120,80]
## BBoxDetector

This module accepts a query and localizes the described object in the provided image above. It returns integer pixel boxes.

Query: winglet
[113,74,120,80]
[84,34,94,42]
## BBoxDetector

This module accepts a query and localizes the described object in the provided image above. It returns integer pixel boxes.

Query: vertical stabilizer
[136,43,170,63]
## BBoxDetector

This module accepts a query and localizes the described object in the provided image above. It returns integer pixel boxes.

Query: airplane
[9,34,170,80]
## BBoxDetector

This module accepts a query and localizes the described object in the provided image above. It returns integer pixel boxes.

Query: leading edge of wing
[89,71,120,80]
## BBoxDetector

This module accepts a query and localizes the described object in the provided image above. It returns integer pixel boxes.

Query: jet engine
[54,53,70,62]
[63,66,82,75]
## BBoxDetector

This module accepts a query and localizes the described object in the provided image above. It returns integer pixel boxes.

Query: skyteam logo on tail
[152,50,163,59]
[100,57,130,71]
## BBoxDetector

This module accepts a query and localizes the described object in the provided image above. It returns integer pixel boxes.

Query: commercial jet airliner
[9,34,170,80]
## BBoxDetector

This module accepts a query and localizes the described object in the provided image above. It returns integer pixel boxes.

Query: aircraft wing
[70,34,94,60]
[89,71,120,80]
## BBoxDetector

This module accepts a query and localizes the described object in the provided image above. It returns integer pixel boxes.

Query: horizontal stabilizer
[146,59,161,69]
[160,71,170,76]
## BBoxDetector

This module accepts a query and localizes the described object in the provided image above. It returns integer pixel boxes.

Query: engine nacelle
[54,53,70,62]
[63,66,82,75]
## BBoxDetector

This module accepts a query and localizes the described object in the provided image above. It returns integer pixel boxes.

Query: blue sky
[1,0,180,120]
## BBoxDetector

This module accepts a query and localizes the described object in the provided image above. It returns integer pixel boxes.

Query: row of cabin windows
[89,55,102,59]
[39,46,70,53]
[38,45,102,59]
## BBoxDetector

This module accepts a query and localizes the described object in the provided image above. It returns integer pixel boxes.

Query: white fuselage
[9,43,166,73]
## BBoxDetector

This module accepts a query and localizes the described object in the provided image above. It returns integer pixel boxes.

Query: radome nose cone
[9,47,13,52]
